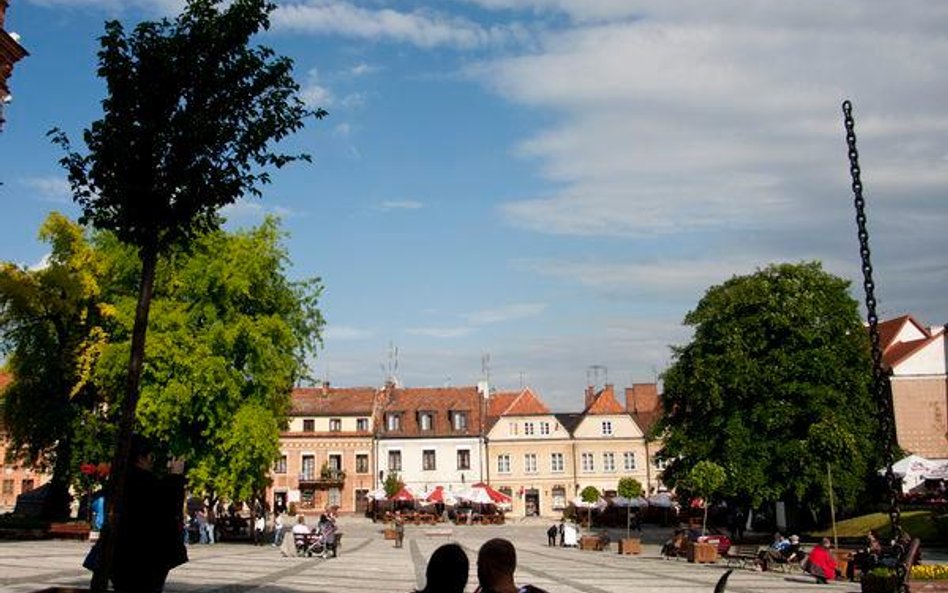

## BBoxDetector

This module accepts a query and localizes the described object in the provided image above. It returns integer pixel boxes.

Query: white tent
[571,496,607,510]
[882,454,934,493]
[611,495,648,508]
[647,492,675,508]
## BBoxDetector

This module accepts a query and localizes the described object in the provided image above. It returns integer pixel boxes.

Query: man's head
[821,537,832,548]
[478,538,517,591]
[129,433,155,470]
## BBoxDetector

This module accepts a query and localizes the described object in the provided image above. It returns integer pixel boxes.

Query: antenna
[385,342,400,386]
[519,371,525,389]
[481,352,491,386]
[586,365,607,391]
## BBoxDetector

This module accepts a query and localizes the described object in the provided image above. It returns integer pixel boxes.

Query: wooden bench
[580,535,605,551]
[47,522,91,541]
[724,544,764,569]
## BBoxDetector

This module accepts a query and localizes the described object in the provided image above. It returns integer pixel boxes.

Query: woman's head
[420,543,469,593]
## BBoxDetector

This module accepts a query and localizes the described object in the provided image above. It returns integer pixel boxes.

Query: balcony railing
[298,469,346,485]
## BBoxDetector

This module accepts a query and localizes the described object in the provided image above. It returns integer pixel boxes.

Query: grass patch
[810,511,940,543]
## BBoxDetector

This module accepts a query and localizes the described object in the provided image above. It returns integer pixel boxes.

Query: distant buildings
[0,371,48,512]
[0,0,29,130]
[270,380,664,518]
[878,315,948,459]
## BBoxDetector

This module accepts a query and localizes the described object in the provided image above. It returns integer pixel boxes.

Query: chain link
[842,100,905,586]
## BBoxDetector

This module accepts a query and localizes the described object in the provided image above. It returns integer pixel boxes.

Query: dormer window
[419,411,434,431]
[601,420,613,436]
[386,413,402,432]
[356,417,369,431]
[329,418,342,432]
[451,411,468,431]
[303,419,315,432]
[524,422,535,436]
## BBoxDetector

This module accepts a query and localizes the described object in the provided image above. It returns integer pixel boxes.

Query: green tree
[685,461,726,535]
[92,219,323,505]
[0,213,112,519]
[657,262,879,525]
[384,472,403,498]
[617,477,644,538]
[48,1,324,587]
[580,485,601,531]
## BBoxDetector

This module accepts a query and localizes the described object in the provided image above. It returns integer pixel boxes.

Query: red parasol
[390,486,415,502]
[470,482,512,504]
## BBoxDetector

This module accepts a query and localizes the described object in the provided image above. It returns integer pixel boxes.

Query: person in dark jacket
[110,434,188,593]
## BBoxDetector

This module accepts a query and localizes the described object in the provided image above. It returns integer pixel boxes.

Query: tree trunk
[91,243,158,592]
[626,505,631,539]
[702,503,708,537]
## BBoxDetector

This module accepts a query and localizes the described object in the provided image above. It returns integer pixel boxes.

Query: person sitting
[661,529,687,559]
[757,532,790,571]
[477,538,548,593]
[804,538,838,584]
[415,543,468,593]
[847,530,882,581]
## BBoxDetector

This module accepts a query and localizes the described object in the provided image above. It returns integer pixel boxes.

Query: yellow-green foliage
[911,565,948,581]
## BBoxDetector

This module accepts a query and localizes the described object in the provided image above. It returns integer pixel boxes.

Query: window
[386,413,402,432]
[419,411,434,431]
[328,487,341,507]
[551,486,566,510]
[303,419,315,432]
[273,455,287,474]
[654,458,668,470]
[457,449,471,470]
[301,455,316,480]
[329,418,342,432]
[603,452,616,472]
[356,454,369,474]
[452,411,469,431]
[388,450,402,471]
[423,449,437,471]
[551,452,564,473]
[1,479,12,494]
[524,453,537,473]
[497,454,511,474]
[328,454,342,471]
[581,452,594,472]
[524,422,535,436]
[540,422,550,435]
[624,451,636,471]
[508,422,518,436]
[356,417,369,431]
[601,420,613,436]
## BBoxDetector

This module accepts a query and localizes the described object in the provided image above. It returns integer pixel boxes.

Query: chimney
[626,383,659,413]
[320,381,330,396]
[584,384,598,410]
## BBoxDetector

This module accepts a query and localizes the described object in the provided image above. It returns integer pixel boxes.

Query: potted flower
[910,564,948,593]
[860,567,900,593]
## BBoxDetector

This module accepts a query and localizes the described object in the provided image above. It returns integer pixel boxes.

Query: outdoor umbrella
[647,492,674,508]
[390,487,415,502]
[611,495,649,508]
[570,496,607,510]
[364,488,387,501]
[422,486,457,505]
[456,482,511,505]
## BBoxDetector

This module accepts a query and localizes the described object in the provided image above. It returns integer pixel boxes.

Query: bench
[724,544,762,569]
[580,535,605,551]
[47,522,91,541]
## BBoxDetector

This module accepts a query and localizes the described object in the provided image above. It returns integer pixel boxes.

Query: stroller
[295,531,328,558]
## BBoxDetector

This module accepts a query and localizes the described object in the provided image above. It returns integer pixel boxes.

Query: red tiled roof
[505,387,551,415]
[584,386,626,415]
[875,315,938,369]
[380,386,483,437]
[877,315,930,352]
[883,334,941,370]
[291,386,377,416]
[487,391,519,417]
[631,410,662,438]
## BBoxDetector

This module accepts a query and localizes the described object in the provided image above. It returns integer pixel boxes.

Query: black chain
[842,100,905,585]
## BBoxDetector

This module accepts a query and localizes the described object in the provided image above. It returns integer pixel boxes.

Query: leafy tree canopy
[580,485,601,503]
[657,262,879,511]
[384,472,404,498]
[617,477,644,499]
[1,213,323,504]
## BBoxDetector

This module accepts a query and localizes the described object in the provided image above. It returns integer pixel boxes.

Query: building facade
[484,388,575,517]
[880,315,948,459]
[269,385,376,516]
[0,0,28,130]
[374,385,486,499]
[0,372,50,512]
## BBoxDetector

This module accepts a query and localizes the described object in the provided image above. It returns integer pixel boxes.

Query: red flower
[96,462,110,478]
[80,463,97,476]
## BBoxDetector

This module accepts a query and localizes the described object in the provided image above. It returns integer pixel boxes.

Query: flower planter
[860,574,899,593]
[618,538,641,555]
[911,582,948,593]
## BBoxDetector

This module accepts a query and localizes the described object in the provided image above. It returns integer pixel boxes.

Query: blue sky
[2,0,946,411]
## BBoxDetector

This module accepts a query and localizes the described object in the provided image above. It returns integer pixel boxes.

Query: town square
[1,1,946,593]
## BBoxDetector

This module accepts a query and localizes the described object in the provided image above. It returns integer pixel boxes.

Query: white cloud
[21,176,72,204]
[324,325,373,340]
[348,62,377,77]
[406,326,474,338]
[300,68,333,108]
[378,200,424,210]
[273,1,532,49]
[26,0,182,14]
[463,302,547,325]
[29,253,51,271]
[220,200,299,225]
[333,123,351,137]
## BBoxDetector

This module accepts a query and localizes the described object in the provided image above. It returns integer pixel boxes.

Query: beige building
[880,315,948,459]
[484,388,575,517]
[570,385,652,500]
[0,372,50,512]
[269,385,377,517]
[485,383,663,518]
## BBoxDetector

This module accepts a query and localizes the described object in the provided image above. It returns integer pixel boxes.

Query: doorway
[524,489,540,516]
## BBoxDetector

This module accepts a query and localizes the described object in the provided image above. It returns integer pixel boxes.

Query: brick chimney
[320,381,330,396]
[625,383,659,413]
[584,384,598,410]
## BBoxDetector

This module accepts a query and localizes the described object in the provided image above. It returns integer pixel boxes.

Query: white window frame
[603,452,616,473]
[524,453,538,474]
[388,449,402,472]
[624,451,636,471]
[551,452,564,473]
[524,422,535,436]
[540,421,550,435]
[601,420,613,436]
[581,452,594,473]
[497,454,511,474]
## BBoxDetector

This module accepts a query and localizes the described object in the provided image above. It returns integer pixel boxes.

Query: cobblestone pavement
[0,517,862,593]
